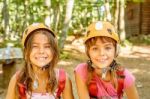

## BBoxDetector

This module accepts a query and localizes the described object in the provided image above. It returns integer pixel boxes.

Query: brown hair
[85,36,118,89]
[16,29,59,97]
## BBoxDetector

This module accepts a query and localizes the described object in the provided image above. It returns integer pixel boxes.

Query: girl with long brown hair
[74,21,139,99]
[6,23,74,99]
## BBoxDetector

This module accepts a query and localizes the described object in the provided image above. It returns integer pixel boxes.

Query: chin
[34,63,48,67]
[96,64,109,68]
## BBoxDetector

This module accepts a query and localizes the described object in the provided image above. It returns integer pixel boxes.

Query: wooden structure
[125,1,150,37]
[0,47,23,64]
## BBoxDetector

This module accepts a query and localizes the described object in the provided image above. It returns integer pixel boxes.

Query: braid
[86,60,94,85]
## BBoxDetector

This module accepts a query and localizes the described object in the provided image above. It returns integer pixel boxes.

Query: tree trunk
[2,0,9,40]
[113,0,119,31]
[22,0,28,31]
[119,0,126,42]
[44,0,51,27]
[104,0,112,21]
[58,0,74,51]
[53,3,60,33]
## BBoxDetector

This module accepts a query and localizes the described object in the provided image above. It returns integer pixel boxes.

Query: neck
[94,68,103,75]
[33,66,49,79]
[94,68,111,81]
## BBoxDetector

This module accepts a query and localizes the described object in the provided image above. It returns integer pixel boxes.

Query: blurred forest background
[0,0,150,49]
[0,0,150,99]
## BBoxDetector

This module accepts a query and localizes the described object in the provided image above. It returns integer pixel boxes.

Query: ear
[85,46,90,58]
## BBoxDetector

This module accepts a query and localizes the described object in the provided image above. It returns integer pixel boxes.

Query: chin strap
[99,60,117,79]
[87,59,118,79]
[110,60,118,71]
[41,64,50,70]
[101,67,110,79]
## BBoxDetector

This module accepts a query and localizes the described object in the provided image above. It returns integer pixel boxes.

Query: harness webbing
[16,69,66,99]
[89,69,125,99]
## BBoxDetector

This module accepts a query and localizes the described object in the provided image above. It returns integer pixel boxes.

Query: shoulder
[75,63,88,72]
[123,69,135,89]
[74,63,88,82]
[55,68,66,82]
[9,72,18,85]
[55,68,73,98]
[5,73,17,99]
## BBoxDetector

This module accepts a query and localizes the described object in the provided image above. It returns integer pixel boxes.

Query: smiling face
[24,29,59,70]
[29,33,53,68]
[86,37,116,69]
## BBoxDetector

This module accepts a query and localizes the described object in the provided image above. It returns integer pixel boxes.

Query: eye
[45,44,51,48]
[105,46,112,50]
[91,46,98,51]
[32,45,38,48]
[45,45,50,48]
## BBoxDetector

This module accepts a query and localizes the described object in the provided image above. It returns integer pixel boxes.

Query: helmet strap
[41,63,50,71]
[110,60,118,71]
[101,67,110,79]
[101,60,117,79]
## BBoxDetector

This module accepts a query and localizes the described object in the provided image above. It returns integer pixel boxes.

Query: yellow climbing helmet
[22,23,55,47]
[84,21,120,43]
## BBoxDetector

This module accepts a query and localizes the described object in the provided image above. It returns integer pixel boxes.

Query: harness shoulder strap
[56,69,66,98]
[116,66,125,99]
[89,68,125,99]
[15,71,26,99]
[88,77,98,98]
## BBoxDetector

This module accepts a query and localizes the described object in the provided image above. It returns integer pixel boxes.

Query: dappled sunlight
[129,68,147,74]
[64,38,85,53]
[131,52,150,57]
[129,68,140,74]
[58,60,73,67]
[0,64,2,74]
[0,70,3,74]
[119,55,140,59]
[119,45,150,60]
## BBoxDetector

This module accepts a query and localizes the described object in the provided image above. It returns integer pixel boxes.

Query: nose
[99,49,105,56]
[39,47,44,54]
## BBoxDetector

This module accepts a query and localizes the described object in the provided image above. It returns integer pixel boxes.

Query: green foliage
[129,35,150,45]
[60,51,70,59]
[0,39,22,48]
[133,0,142,2]
[0,0,148,49]
[120,39,133,47]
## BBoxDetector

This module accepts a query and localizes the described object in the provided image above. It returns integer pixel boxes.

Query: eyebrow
[32,42,50,45]
[94,42,113,46]
[103,43,113,46]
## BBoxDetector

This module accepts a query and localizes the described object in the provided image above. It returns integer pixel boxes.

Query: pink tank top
[75,63,135,98]
[17,69,66,99]
[26,93,55,99]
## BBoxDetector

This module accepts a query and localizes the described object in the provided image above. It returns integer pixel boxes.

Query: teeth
[36,57,46,60]
[99,60,106,62]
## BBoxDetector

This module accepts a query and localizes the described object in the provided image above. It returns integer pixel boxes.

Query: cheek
[88,51,96,59]
[29,53,33,61]
[107,49,116,57]
[29,50,36,59]
[46,49,53,56]
[30,49,35,56]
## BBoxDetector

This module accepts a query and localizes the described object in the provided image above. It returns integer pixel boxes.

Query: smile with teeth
[99,60,106,62]
[97,59,107,63]
[35,57,47,61]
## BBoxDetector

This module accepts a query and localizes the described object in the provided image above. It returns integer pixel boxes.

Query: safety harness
[16,69,66,99]
[87,60,125,99]
[88,67,125,99]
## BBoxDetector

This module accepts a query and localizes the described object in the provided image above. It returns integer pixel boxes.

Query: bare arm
[75,72,90,99]
[62,74,74,99]
[5,74,17,99]
[125,82,139,99]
